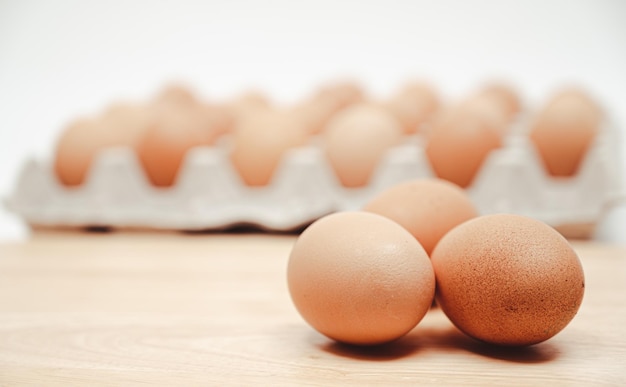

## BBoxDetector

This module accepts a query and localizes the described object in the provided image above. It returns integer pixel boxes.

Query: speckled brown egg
[431,214,585,346]
[425,107,502,188]
[530,88,601,177]
[364,178,478,255]
[325,104,403,187]
[287,211,435,346]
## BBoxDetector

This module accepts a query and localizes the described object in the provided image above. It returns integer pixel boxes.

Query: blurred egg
[137,102,222,187]
[153,84,198,107]
[315,81,364,110]
[298,81,365,135]
[364,178,478,255]
[385,82,440,134]
[425,106,502,188]
[530,88,601,177]
[457,95,509,134]
[100,103,153,145]
[202,104,235,137]
[230,108,308,186]
[431,214,585,346]
[54,118,109,186]
[474,82,522,121]
[287,211,435,346]
[545,87,602,118]
[229,90,272,118]
[325,104,402,187]
[54,104,154,187]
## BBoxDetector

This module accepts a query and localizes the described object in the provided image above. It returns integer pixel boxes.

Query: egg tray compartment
[5,123,624,237]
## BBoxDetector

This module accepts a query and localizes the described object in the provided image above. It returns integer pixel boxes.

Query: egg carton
[5,122,624,237]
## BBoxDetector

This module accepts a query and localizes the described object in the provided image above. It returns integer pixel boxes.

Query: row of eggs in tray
[53,80,604,190]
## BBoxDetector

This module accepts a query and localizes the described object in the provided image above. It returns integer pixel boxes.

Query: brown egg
[364,179,478,255]
[137,102,222,187]
[431,214,585,346]
[530,89,601,177]
[385,82,440,134]
[545,87,602,119]
[299,81,365,135]
[54,119,109,186]
[325,104,403,187]
[229,90,272,118]
[54,105,152,187]
[425,107,502,188]
[287,211,435,346]
[315,81,364,110]
[100,103,153,144]
[154,84,197,107]
[230,108,308,186]
[474,83,522,121]
[458,95,510,134]
[202,104,235,137]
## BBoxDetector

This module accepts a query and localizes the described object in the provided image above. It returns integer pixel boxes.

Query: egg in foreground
[287,212,435,345]
[431,214,585,346]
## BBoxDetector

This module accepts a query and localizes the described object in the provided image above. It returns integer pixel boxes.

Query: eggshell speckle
[364,178,478,255]
[431,214,585,346]
[287,211,435,346]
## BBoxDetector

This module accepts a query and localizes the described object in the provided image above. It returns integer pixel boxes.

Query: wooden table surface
[0,232,624,386]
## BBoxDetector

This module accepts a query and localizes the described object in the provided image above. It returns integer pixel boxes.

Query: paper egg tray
[5,123,624,238]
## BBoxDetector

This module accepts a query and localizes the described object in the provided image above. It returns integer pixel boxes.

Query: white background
[1,0,625,242]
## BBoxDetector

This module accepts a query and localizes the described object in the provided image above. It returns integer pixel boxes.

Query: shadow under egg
[410,324,560,363]
[460,337,561,364]
[318,336,421,362]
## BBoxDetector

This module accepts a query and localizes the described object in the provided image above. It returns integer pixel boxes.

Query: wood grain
[0,232,625,386]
